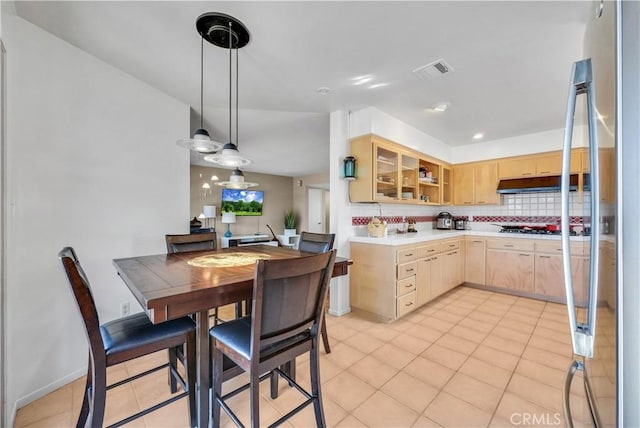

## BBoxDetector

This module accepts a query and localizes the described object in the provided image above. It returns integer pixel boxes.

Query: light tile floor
[14,286,605,427]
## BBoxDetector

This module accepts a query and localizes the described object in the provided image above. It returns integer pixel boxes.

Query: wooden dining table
[113,244,352,428]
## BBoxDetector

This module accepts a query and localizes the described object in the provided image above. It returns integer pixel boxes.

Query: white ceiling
[14,1,590,177]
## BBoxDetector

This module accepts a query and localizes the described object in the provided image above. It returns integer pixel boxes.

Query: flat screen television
[221,189,264,216]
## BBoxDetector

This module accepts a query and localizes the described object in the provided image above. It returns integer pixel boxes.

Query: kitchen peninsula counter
[350,229,590,246]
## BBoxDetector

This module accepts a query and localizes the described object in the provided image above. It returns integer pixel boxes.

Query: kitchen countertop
[350,229,592,246]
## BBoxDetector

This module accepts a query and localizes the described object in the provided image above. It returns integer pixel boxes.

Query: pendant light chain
[236,44,239,149]
[228,20,233,145]
[200,36,204,130]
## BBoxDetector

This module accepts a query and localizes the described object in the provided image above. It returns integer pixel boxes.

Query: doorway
[307,187,329,233]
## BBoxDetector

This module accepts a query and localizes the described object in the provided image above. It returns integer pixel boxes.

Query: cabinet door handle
[523,172,533,176]
[405,283,414,288]
[540,255,552,259]
[519,253,530,257]
[473,240,483,243]
[448,244,455,247]
[477,201,486,204]
[428,249,435,252]
[540,170,551,174]
[405,253,414,256]
[405,302,413,307]
[406,268,414,272]
[504,244,515,248]
[464,201,473,204]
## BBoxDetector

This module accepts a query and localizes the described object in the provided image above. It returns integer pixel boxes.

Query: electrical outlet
[120,302,130,317]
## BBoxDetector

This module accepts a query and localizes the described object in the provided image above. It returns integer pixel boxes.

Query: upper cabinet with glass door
[348,134,450,205]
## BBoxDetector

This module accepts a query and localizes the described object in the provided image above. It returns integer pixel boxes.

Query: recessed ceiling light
[353,77,373,86]
[431,102,450,112]
[473,133,484,140]
[316,87,331,95]
[368,83,388,89]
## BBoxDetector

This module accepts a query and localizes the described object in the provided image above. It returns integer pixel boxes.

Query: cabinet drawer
[396,276,416,296]
[397,248,418,263]
[487,240,534,252]
[535,241,586,255]
[397,261,417,279]
[441,240,460,251]
[396,291,417,318]
[417,243,441,258]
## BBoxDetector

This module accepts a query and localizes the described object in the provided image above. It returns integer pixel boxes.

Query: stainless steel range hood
[496,174,579,194]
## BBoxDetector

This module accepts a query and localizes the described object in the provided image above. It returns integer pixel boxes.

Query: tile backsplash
[350,191,609,234]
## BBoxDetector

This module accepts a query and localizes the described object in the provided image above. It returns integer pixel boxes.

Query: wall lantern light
[343,156,356,180]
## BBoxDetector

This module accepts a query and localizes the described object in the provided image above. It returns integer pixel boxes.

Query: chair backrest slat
[298,232,335,254]
[250,251,336,354]
[58,247,105,363]
[165,232,217,254]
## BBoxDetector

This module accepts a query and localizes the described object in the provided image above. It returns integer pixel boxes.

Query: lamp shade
[202,205,216,218]
[221,212,236,224]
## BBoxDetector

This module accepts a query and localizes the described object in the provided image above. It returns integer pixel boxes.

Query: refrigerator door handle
[561,58,599,358]
[563,360,583,428]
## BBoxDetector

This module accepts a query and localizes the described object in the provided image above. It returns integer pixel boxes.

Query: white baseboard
[14,366,86,412]
[328,306,351,317]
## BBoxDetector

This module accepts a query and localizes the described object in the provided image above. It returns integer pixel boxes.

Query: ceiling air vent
[412,59,454,80]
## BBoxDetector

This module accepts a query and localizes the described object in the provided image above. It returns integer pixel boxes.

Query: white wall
[451,125,588,164]
[4,15,190,424]
[328,111,352,316]
[350,107,452,161]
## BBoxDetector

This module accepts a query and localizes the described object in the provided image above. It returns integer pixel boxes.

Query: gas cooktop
[497,225,579,236]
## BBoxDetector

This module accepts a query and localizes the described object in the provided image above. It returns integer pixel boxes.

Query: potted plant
[284,210,297,236]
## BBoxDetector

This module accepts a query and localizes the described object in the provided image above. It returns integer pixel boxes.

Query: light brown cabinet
[453,161,499,205]
[497,150,583,179]
[498,158,536,179]
[533,241,588,306]
[486,239,535,293]
[349,134,451,205]
[465,238,486,285]
[350,238,463,321]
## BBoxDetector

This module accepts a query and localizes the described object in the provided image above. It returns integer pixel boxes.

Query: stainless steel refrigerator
[560,1,640,427]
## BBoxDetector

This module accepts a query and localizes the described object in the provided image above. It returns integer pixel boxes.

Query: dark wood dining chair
[210,250,337,428]
[165,231,217,253]
[58,247,197,428]
[298,231,336,354]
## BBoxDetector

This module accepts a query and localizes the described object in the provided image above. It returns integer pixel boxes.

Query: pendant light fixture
[215,168,258,189]
[176,35,224,153]
[200,13,254,169]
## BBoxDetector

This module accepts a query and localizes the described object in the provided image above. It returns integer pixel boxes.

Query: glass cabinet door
[401,153,419,201]
[374,145,399,200]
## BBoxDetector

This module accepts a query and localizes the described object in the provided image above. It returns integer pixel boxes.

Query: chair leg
[270,370,279,399]
[186,333,197,428]
[168,347,178,393]
[76,356,92,428]
[211,344,223,428]
[309,343,327,428]
[91,363,107,428]
[320,317,331,354]
[250,371,260,428]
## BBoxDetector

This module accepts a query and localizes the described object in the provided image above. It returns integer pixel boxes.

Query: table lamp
[221,212,236,238]
[202,205,216,231]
